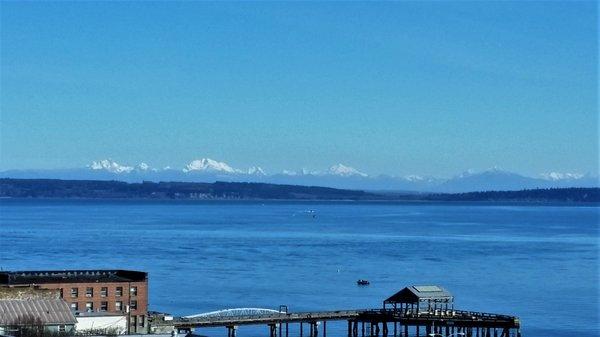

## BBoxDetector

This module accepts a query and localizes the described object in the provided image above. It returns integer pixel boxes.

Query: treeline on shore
[0,178,598,202]
[419,188,599,202]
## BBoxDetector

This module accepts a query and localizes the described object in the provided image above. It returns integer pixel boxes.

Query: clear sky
[1,1,598,177]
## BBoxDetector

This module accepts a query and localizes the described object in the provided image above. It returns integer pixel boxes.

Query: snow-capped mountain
[279,164,366,177]
[1,159,597,192]
[403,175,425,182]
[89,159,134,174]
[540,172,585,181]
[136,162,150,171]
[402,174,439,183]
[281,170,298,176]
[247,166,266,176]
[279,168,321,176]
[327,164,368,177]
[183,158,239,174]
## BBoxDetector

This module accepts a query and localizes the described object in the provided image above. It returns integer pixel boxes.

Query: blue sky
[1,1,597,177]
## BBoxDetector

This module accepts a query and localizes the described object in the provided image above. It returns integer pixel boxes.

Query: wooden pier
[160,309,520,337]
[151,286,521,337]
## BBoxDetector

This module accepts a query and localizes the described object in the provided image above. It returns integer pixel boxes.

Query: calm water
[0,200,598,337]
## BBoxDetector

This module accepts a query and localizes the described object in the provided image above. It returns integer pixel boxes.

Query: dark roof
[0,270,147,285]
[384,285,453,304]
[0,299,77,325]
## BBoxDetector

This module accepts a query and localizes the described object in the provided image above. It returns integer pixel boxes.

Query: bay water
[0,200,597,337]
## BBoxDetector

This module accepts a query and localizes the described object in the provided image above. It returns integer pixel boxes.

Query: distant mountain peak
[281,169,298,176]
[282,168,320,176]
[301,168,320,175]
[247,166,266,175]
[540,172,585,181]
[5,160,598,192]
[327,164,368,177]
[456,167,515,179]
[404,174,427,182]
[183,158,239,173]
[456,169,477,178]
[88,159,134,174]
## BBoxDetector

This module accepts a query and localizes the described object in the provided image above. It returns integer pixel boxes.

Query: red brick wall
[36,280,148,331]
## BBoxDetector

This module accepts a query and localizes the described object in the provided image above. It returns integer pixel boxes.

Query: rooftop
[0,299,77,325]
[384,285,453,304]
[0,286,60,300]
[0,270,147,285]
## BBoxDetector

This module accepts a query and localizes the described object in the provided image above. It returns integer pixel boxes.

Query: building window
[86,287,93,297]
[59,325,66,332]
[70,288,78,298]
[100,301,108,311]
[139,315,145,327]
[100,287,108,297]
[70,302,78,311]
[130,300,137,310]
[86,302,93,312]
[115,301,123,311]
[130,286,137,296]
[115,287,123,297]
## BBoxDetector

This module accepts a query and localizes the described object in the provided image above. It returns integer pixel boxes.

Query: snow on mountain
[247,166,266,175]
[404,175,426,182]
[281,170,298,176]
[455,167,508,179]
[136,162,150,171]
[456,169,477,178]
[540,172,585,181]
[89,159,134,174]
[327,164,368,177]
[301,168,321,175]
[281,168,321,176]
[4,159,598,192]
[183,158,239,173]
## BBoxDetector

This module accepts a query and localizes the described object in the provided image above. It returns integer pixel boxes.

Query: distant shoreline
[1,178,598,203]
[1,197,598,208]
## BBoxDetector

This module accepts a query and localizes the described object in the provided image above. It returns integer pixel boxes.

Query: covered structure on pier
[383,285,453,313]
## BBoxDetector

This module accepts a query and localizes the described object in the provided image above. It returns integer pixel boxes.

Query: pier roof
[384,285,453,304]
[0,270,147,285]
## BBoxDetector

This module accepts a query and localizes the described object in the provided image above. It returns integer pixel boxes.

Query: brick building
[0,270,148,334]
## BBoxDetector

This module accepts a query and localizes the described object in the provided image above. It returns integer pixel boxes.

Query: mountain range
[1,158,597,193]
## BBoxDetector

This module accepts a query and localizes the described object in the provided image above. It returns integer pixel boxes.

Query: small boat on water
[357,279,370,286]
[293,210,317,218]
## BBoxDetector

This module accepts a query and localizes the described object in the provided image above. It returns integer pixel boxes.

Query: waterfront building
[0,270,148,333]
[0,298,77,335]
[383,285,454,313]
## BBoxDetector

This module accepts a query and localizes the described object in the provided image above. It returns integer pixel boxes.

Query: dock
[163,309,519,336]
[151,285,521,337]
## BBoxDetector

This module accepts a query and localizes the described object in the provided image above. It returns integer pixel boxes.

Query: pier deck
[170,310,361,328]
[152,286,520,337]
[156,309,520,337]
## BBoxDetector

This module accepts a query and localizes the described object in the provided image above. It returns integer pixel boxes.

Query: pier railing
[150,305,521,337]
[161,307,518,329]
[173,310,363,327]
[361,308,517,322]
